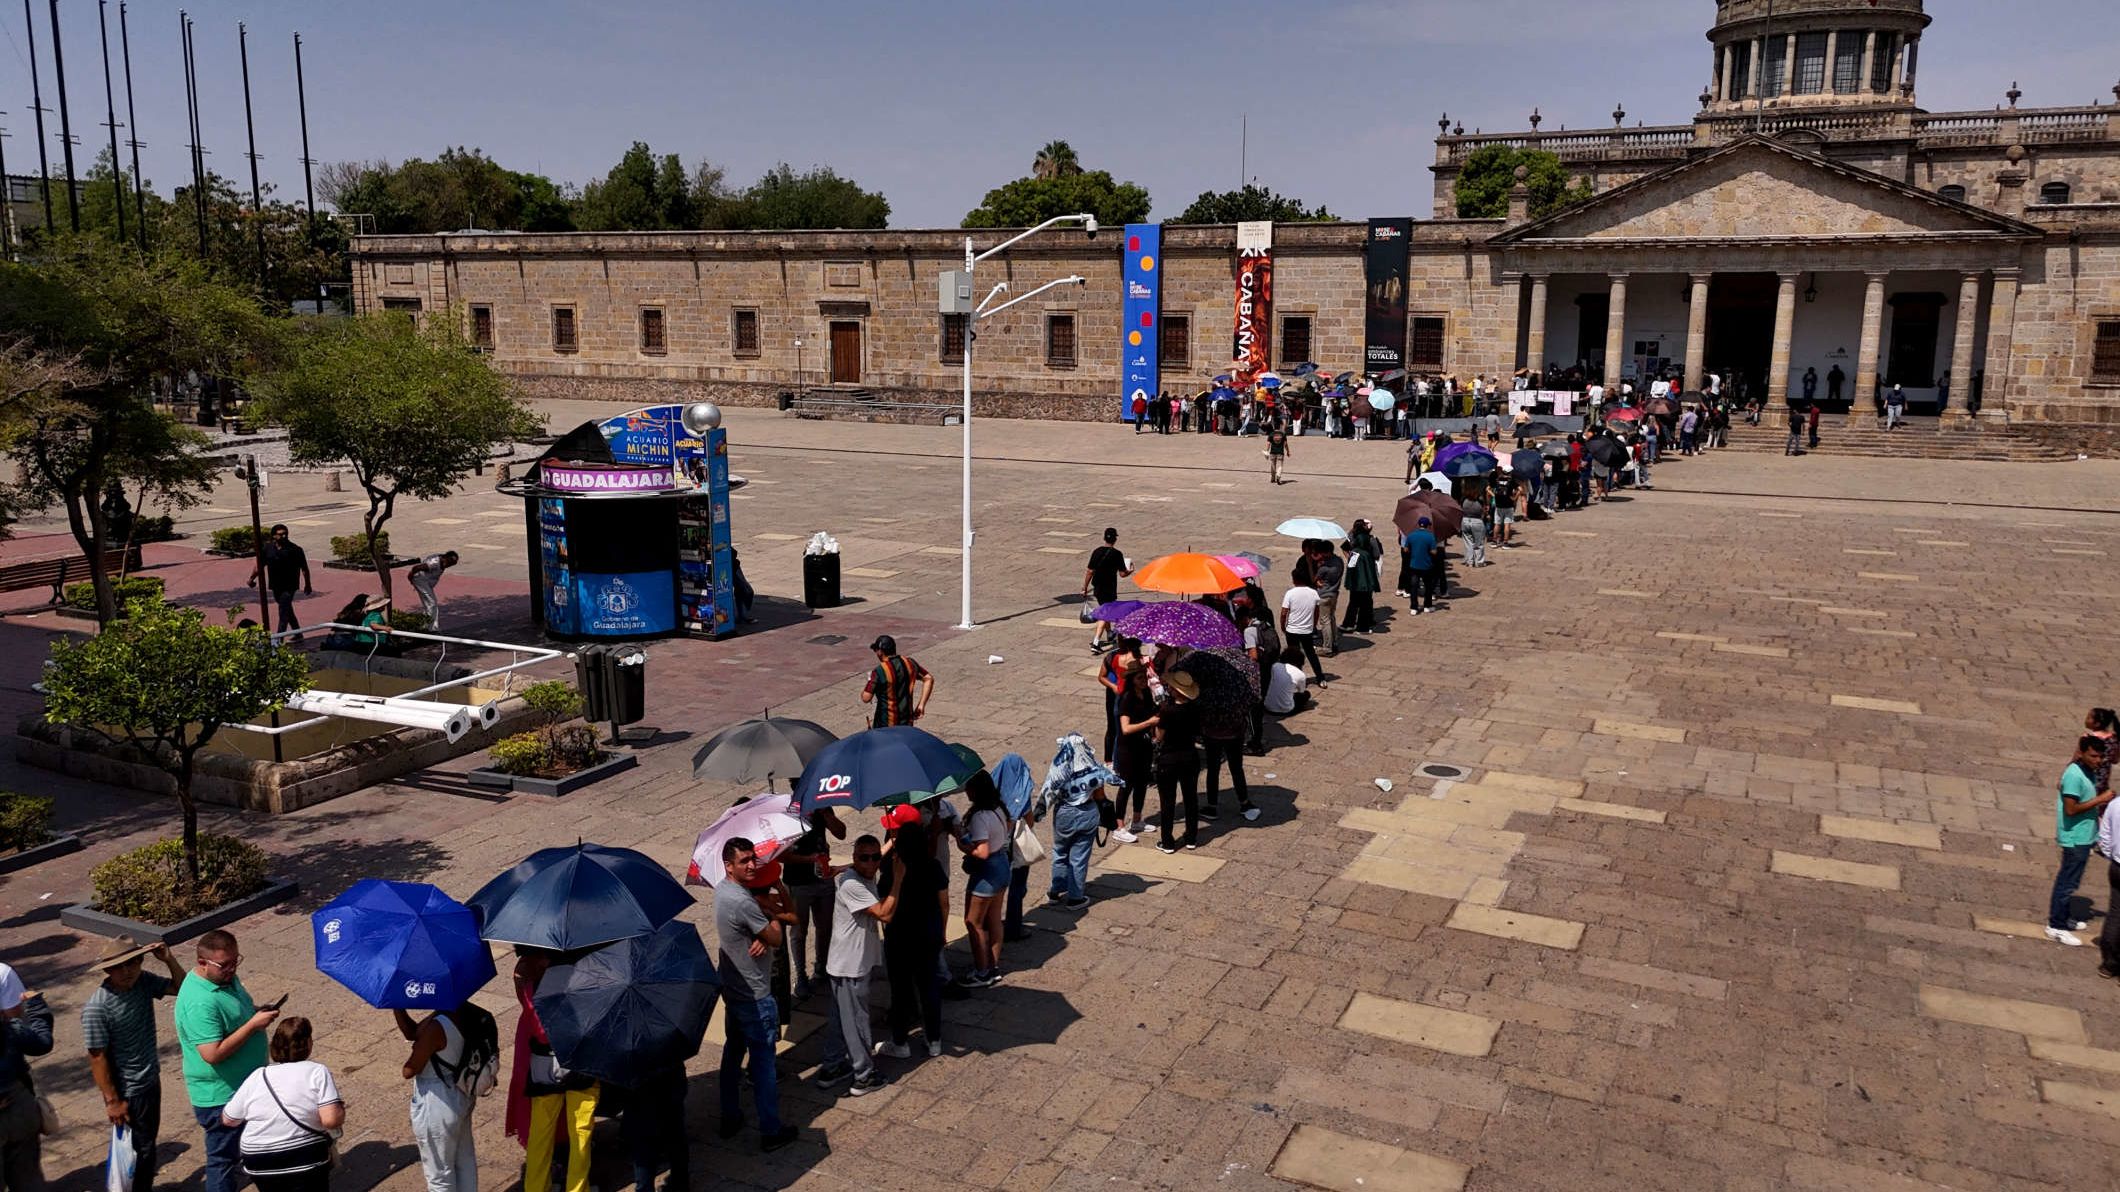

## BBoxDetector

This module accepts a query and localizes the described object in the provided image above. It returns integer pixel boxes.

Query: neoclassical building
[351,0,2120,437]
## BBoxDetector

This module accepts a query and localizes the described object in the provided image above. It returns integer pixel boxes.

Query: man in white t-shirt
[1279,570,1323,679]
[817,835,895,1096]
[1263,647,1310,715]
[1649,378,1670,400]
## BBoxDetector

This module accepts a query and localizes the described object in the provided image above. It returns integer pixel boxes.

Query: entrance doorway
[829,321,862,384]
[1705,273,1777,406]
[1573,294,1609,379]
[1885,293,1944,389]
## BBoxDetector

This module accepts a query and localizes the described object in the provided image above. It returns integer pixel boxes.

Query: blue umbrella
[1291,362,1320,377]
[533,918,718,1088]
[1211,373,1233,385]
[992,753,1034,819]
[793,725,977,815]
[313,880,495,1009]
[1368,389,1398,412]
[1442,451,1499,479]
[1258,376,1284,390]
[468,843,694,952]
[1211,386,1239,402]
[1092,599,1146,623]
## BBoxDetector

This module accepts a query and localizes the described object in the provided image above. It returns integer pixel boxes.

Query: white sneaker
[874,1040,912,1058]
[2045,927,2085,946]
[1134,820,1153,834]
[926,1039,943,1058]
[1111,828,1138,844]
[2071,920,2092,931]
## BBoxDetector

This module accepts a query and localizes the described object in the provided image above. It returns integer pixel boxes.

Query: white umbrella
[1412,471,1451,494]
[1275,517,1348,540]
[687,796,807,887]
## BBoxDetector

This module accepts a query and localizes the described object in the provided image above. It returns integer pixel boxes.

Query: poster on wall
[1120,224,1161,422]
[1363,218,1412,375]
[1232,221,1273,388]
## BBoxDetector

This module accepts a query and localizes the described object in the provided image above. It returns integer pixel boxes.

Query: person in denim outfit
[1039,734,1118,909]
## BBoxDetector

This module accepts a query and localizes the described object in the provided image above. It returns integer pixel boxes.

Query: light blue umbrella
[1276,517,1349,540]
[1368,389,1398,412]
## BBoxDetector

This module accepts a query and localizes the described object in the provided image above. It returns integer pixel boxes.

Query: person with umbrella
[394,997,497,1192]
[509,949,600,1190]
[1278,560,1326,680]
[713,840,800,1151]
[861,635,934,728]
[1112,657,1158,841]
[1338,520,1383,634]
[1152,672,1205,854]
[1401,517,1442,615]
[814,834,896,1097]
[782,809,847,1003]
[1304,539,1345,658]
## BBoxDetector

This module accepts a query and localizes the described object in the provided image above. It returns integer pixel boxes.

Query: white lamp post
[950,214,1098,630]
[793,335,805,395]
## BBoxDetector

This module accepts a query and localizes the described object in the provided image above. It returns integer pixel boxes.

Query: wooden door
[829,321,862,384]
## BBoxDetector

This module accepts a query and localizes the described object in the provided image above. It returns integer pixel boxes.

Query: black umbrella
[691,711,839,790]
[1540,440,1573,459]
[468,843,694,952]
[1510,448,1544,478]
[533,918,718,1088]
[1374,368,1409,384]
[1589,436,1629,469]
[1332,371,1357,386]
[1168,646,1260,739]
[1518,420,1563,437]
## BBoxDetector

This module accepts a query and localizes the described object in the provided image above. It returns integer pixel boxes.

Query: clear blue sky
[4,0,2113,227]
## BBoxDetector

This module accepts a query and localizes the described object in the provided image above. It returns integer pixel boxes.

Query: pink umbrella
[1213,553,1263,581]
[687,796,807,887]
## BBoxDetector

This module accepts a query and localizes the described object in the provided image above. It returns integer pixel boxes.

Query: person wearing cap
[1152,672,1204,854]
[83,941,185,1192]
[860,636,933,729]
[0,962,54,1192]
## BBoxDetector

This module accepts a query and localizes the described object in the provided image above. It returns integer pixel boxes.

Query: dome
[1704,0,1933,113]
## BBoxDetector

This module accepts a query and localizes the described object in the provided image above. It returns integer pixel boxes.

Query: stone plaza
[5,401,2120,1191]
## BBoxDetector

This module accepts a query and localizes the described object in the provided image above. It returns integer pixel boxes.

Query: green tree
[1033,141,1082,181]
[722,164,890,230]
[42,601,308,884]
[1453,145,1592,220]
[1175,184,1337,224]
[247,312,543,599]
[964,170,1150,229]
[0,238,268,621]
[319,149,576,233]
[577,142,670,231]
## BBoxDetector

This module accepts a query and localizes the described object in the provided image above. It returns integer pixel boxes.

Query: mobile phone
[264,994,288,1011]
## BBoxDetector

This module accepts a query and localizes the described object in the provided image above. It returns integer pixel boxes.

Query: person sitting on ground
[1264,646,1311,716]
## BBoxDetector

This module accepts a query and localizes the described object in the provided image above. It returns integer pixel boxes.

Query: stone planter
[322,556,409,572]
[61,877,300,946]
[467,751,638,798]
[0,834,83,876]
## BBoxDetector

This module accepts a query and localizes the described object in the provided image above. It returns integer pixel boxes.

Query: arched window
[2040,181,2073,205]
[1938,185,1966,203]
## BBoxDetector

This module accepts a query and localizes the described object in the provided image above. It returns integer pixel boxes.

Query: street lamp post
[793,335,805,396]
[952,214,1098,630]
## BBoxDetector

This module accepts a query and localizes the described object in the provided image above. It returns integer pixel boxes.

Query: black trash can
[777,391,795,411]
[574,645,613,722]
[803,552,841,609]
[607,648,646,726]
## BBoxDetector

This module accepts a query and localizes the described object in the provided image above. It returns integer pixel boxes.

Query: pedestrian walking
[877,806,947,1059]
[176,930,275,1192]
[394,997,495,1192]
[219,1018,344,1192]
[405,551,458,630]
[83,942,185,1192]
[815,836,895,1097]
[714,840,800,1149]
[1885,384,1907,430]
[0,964,53,1192]
[248,525,314,639]
[1151,673,1203,854]
[2047,735,2113,945]
[860,635,934,728]
[508,949,598,1192]
[1265,422,1290,485]
[1082,529,1131,653]
[1806,403,1821,449]
[1785,412,1804,456]
[1339,521,1382,633]
[781,810,846,1002]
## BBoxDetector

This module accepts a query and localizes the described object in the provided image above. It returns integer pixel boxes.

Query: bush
[209,525,256,553]
[330,531,389,564]
[521,680,583,723]
[90,835,271,925]
[386,609,430,632]
[549,724,604,771]
[62,575,164,611]
[0,792,54,853]
[488,732,549,776]
[131,515,178,544]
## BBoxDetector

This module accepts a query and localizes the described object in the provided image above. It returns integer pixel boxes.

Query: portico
[1490,136,2041,426]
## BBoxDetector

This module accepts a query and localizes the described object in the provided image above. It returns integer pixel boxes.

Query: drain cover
[806,634,848,646]
[1417,762,1468,780]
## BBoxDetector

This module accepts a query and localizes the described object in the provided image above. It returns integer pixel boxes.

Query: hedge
[0,792,53,853]
[61,575,165,611]
[89,835,271,925]
[330,532,389,565]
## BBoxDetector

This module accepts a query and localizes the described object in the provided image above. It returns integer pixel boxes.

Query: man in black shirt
[247,524,313,638]
[1082,528,1131,653]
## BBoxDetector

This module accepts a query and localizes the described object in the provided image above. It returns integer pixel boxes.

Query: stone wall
[2007,235,2120,422]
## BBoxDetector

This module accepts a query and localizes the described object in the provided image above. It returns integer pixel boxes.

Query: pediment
[1491,136,2041,244]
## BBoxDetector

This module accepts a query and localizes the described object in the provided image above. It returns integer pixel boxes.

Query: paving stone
[1819,814,1943,850]
[1446,903,1585,950]
[1597,588,1658,598]
[1556,798,1666,824]
[1268,1124,1468,1192]
[1714,642,1791,658]
[1783,1153,1951,1190]
[1770,850,1900,889]
[1858,571,1920,582]
[1098,845,1225,883]
[1917,985,2088,1044]
[2037,1079,2120,1119]
[844,566,901,578]
[1830,694,1923,715]
[1337,992,1502,1057]
[1593,718,1685,743]
[2026,1038,2120,1075]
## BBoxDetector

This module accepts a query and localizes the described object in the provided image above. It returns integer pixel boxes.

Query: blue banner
[575,570,677,636]
[1121,224,1161,422]
[538,498,575,635]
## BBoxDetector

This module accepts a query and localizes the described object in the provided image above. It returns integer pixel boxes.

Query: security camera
[1083,216,1099,238]
[1074,276,1087,286]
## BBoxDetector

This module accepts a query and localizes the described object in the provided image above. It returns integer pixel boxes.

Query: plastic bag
[106,1125,135,1192]
[804,531,840,557]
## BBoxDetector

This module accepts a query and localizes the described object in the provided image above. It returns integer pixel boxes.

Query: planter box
[467,751,638,798]
[0,834,83,876]
[61,877,300,946]
[322,556,408,572]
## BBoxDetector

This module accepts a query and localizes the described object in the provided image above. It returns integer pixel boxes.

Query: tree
[319,149,576,233]
[248,313,543,600]
[1033,141,1082,181]
[722,164,890,230]
[0,238,268,621]
[576,142,668,231]
[964,170,1150,229]
[42,601,308,884]
[1454,146,1593,220]
[1175,184,1337,224]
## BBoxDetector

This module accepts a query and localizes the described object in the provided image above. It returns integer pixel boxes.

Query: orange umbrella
[1132,552,1243,596]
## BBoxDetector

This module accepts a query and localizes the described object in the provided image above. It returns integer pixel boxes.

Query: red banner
[1232,233,1273,390]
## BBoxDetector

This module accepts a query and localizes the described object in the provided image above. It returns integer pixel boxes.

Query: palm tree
[1032,141,1082,181]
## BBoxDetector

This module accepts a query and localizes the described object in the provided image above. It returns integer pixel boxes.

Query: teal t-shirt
[173,974,267,1107]
[2058,762,2101,847]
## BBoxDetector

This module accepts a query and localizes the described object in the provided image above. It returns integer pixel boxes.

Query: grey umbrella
[691,711,839,791]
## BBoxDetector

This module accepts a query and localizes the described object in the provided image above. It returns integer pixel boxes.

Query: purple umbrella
[1432,441,1493,472]
[1092,599,1146,623]
[1114,602,1242,650]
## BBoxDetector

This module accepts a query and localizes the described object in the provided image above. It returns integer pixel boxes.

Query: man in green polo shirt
[173,930,276,1192]
[2047,735,2113,946]
[82,940,185,1192]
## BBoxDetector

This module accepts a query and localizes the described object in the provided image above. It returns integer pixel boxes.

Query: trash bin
[803,551,841,609]
[574,645,613,723]
[607,648,646,726]
[777,391,795,411]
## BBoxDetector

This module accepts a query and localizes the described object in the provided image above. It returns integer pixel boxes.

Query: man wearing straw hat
[82,941,186,1192]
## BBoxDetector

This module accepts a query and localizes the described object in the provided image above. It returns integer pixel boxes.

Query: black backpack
[433,1004,500,1097]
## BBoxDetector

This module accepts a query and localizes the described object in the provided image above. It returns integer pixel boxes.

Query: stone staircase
[1718,415,2075,462]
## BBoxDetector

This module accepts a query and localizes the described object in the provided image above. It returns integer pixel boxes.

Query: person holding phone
[176,930,276,1192]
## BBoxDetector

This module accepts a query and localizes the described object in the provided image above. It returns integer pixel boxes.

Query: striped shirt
[82,972,172,1096]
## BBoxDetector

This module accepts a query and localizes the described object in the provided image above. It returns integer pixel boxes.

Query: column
[1749,37,1764,98]
[1782,34,1798,97]
[1768,271,1800,417]
[1524,275,1550,377]
[1902,37,1919,96]
[1944,271,1981,425]
[1981,269,2019,420]
[1859,32,1877,95]
[1850,270,1887,425]
[1715,47,1727,102]
[1602,275,1628,389]
[1823,30,1839,95]
[1683,273,1712,393]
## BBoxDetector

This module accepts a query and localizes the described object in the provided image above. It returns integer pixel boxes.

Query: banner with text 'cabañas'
[1233,221,1273,387]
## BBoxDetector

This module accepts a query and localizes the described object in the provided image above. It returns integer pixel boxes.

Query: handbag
[1078,605,1097,625]
[1011,817,1045,868]
[243,1069,336,1176]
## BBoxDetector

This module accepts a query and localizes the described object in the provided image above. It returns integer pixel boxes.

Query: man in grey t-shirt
[1306,541,1346,657]
[713,839,798,1150]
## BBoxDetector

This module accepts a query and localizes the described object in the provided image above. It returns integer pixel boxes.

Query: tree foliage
[964,147,1151,228]
[1032,141,1082,181]
[1454,146,1593,220]
[42,600,309,883]
[318,147,575,233]
[1175,184,1337,224]
[574,143,890,231]
[723,164,890,230]
[247,313,543,597]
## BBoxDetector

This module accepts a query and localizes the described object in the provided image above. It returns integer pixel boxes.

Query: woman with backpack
[394,1000,494,1192]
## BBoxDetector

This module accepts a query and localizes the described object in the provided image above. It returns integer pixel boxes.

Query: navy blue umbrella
[1510,448,1544,479]
[468,843,693,952]
[533,918,718,1088]
[792,725,976,816]
[313,880,496,1009]
[1442,451,1499,479]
